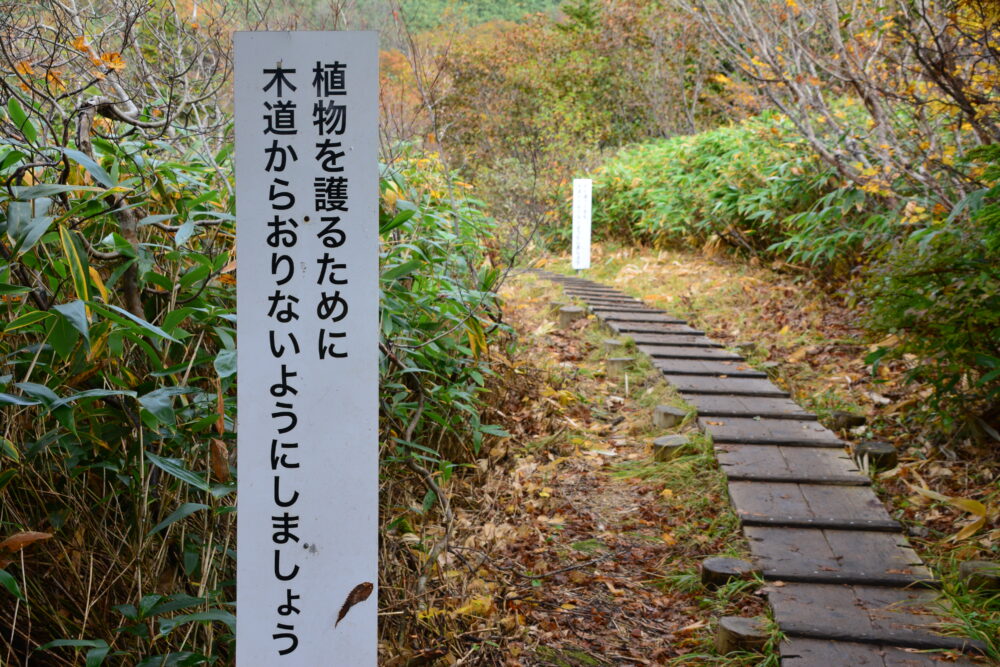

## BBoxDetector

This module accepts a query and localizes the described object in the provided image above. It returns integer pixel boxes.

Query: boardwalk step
[746,527,932,586]
[665,375,789,397]
[653,358,766,377]
[608,321,705,335]
[638,345,742,361]
[686,394,817,420]
[729,482,900,531]
[768,584,987,654]
[715,444,869,485]
[780,638,981,666]
[596,311,687,324]
[626,333,722,348]
[701,417,842,446]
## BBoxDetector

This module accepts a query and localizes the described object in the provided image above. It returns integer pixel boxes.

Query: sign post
[234,32,379,665]
[572,178,592,270]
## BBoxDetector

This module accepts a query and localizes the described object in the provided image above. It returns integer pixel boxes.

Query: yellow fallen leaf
[787,346,810,363]
[660,488,674,499]
[454,595,493,617]
[661,531,676,546]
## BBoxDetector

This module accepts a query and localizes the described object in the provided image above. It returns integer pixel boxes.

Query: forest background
[0,0,997,664]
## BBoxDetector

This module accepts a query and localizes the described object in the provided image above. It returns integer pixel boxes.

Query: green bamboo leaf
[214,349,236,378]
[0,283,31,296]
[58,226,90,302]
[157,609,236,636]
[7,98,37,143]
[89,303,180,343]
[382,259,422,282]
[148,502,210,536]
[52,300,89,343]
[62,149,116,188]
[48,388,137,410]
[3,311,51,334]
[0,469,17,494]
[0,392,42,407]
[144,450,209,491]
[13,184,102,200]
[0,568,24,600]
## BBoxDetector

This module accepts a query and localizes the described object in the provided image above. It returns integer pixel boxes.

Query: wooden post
[853,441,897,470]
[652,435,687,461]
[652,405,686,429]
[715,617,768,654]
[606,356,632,377]
[558,305,586,328]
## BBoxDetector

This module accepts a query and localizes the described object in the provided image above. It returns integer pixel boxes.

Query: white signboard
[572,178,592,270]
[235,32,378,665]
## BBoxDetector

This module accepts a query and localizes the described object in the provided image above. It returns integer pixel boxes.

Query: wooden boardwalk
[530,270,986,665]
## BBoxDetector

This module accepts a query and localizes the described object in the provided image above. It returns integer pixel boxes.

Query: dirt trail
[463,277,766,666]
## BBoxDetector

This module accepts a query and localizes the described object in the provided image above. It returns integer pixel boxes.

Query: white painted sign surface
[235,31,378,665]
[572,178,592,270]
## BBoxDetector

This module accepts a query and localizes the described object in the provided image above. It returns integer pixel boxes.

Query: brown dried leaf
[210,438,230,483]
[0,531,52,567]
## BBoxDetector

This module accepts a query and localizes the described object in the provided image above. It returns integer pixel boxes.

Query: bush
[590,111,839,257]
[864,145,1000,431]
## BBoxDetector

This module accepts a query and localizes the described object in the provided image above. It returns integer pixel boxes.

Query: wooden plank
[686,394,816,420]
[652,358,766,377]
[715,444,869,485]
[625,333,722,348]
[581,298,646,307]
[563,288,625,296]
[609,321,705,335]
[701,417,842,445]
[637,345,741,360]
[780,638,981,666]
[746,526,932,586]
[768,584,986,653]
[590,305,665,314]
[664,375,789,397]
[594,311,686,324]
[728,482,900,531]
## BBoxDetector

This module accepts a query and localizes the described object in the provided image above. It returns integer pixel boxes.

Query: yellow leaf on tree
[100,52,126,72]
[14,61,34,76]
[71,35,90,51]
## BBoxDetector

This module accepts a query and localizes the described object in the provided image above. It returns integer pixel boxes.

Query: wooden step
[638,345,742,361]
[665,375,789,397]
[653,358,767,377]
[701,417,842,446]
[609,321,705,335]
[594,310,687,324]
[687,394,816,420]
[627,334,722,349]
[746,527,932,586]
[780,637,982,666]
[768,584,986,654]
[729,482,900,531]
[715,444,869,485]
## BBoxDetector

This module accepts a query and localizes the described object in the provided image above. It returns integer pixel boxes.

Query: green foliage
[864,144,1000,425]
[398,0,561,32]
[0,102,503,663]
[589,111,840,256]
[379,145,508,463]
[589,108,1000,427]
